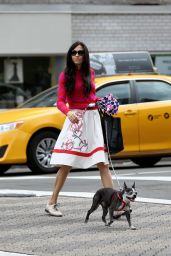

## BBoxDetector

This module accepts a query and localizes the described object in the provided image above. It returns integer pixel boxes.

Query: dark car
[0,83,28,109]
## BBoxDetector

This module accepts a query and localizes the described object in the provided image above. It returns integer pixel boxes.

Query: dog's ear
[123,182,127,190]
[132,182,135,189]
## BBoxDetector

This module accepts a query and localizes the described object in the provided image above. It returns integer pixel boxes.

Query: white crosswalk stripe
[0,189,171,204]
[0,252,35,256]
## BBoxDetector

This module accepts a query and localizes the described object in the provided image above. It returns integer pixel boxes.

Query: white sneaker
[45,203,63,217]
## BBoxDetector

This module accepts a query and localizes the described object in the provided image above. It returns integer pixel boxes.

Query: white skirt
[50,109,109,169]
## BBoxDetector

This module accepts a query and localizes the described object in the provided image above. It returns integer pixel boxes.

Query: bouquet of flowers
[96,93,119,115]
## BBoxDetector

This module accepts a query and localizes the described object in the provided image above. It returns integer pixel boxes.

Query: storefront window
[0,56,65,109]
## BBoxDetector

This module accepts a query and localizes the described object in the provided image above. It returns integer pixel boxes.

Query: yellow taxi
[1,52,171,173]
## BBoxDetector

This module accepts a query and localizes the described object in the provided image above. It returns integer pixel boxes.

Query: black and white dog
[85,182,137,230]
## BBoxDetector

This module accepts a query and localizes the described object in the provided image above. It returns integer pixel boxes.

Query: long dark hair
[64,41,91,96]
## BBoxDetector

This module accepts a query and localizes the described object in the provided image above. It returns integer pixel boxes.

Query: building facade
[0,0,171,107]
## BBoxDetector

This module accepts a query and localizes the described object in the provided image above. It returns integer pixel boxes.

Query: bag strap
[104,117,122,190]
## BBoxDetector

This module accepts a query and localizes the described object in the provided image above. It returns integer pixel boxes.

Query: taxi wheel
[0,164,11,174]
[131,157,161,167]
[27,130,59,174]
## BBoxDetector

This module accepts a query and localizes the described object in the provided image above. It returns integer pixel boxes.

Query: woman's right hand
[67,111,79,124]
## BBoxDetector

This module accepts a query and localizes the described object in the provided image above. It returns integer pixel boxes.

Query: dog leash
[88,103,122,190]
[104,119,122,191]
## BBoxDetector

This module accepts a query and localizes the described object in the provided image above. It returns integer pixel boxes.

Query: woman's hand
[67,111,79,124]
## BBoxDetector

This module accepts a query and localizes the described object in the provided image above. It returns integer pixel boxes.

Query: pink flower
[62,139,74,150]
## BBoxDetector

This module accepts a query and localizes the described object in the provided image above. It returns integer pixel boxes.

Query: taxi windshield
[18,86,57,108]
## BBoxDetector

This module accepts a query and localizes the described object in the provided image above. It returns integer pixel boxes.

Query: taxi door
[135,79,171,152]
[118,103,139,154]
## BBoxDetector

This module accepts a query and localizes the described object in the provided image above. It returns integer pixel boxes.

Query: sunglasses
[71,50,85,56]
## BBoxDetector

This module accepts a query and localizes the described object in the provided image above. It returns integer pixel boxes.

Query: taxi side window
[136,80,171,103]
[96,82,131,105]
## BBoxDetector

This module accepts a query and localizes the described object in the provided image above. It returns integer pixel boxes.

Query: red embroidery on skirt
[61,110,88,152]
[53,147,107,157]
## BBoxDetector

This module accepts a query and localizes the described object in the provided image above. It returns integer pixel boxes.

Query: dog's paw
[106,221,113,227]
[84,219,88,224]
[130,225,136,230]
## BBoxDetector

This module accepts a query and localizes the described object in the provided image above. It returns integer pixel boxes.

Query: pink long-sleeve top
[57,69,97,115]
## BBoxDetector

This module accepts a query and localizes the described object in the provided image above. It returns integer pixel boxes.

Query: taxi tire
[27,130,59,174]
[131,157,161,167]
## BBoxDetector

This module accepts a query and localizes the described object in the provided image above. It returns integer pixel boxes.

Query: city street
[0,160,171,256]
[1,160,171,202]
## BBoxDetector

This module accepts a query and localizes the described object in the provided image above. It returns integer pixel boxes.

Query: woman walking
[45,41,113,216]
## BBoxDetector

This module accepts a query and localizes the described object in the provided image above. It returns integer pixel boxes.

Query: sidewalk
[0,196,171,256]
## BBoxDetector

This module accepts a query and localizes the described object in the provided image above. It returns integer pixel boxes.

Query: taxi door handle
[124,110,137,116]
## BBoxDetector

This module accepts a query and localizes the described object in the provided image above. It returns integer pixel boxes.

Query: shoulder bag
[99,111,124,154]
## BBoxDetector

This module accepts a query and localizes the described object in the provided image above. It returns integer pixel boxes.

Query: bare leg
[49,165,71,205]
[97,162,113,188]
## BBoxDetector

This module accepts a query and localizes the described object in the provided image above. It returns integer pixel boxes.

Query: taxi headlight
[0,121,24,133]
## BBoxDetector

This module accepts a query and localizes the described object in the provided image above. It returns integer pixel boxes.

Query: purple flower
[96,93,119,115]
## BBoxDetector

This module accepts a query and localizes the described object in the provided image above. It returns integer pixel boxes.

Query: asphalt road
[0,159,171,202]
[0,160,171,256]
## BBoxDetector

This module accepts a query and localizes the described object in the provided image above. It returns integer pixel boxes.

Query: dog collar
[112,192,123,201]
[117,192,122,201]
